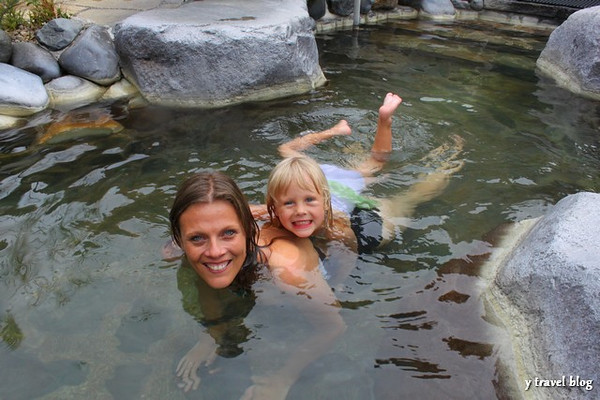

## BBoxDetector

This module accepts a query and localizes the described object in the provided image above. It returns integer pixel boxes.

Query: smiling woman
[178,200,249,289]
[169,171,262,289]
[168,171,345,398]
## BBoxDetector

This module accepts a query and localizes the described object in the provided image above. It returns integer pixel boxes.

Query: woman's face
[178,200,247,289]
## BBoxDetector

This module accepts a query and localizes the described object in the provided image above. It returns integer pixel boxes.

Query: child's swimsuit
[320,163,383,254]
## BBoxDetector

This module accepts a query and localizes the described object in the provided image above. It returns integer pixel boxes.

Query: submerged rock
[38,112,123,144]
[113,0,326,108]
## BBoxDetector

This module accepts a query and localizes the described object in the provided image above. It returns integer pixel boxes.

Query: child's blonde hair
[266,156,333,230]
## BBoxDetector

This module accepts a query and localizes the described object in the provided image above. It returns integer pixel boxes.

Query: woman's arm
[176,333,218,392]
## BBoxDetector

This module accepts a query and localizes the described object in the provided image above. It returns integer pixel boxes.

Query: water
[1,19,599,399]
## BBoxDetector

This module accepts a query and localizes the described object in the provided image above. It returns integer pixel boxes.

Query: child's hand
[176,338,218,392]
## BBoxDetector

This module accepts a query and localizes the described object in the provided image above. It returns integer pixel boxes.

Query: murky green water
[1,19,599,399]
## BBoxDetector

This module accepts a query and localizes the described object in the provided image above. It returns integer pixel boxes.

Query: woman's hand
[240,375,295,400]
[176,337,218,392]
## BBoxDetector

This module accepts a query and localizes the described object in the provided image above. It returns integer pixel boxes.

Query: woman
[169,171,344,399]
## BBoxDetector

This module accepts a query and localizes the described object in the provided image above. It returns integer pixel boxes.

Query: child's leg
[355,93,403,177]
[378,134,464,243]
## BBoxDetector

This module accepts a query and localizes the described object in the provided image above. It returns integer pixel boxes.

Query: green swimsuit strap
[328,180,380,211]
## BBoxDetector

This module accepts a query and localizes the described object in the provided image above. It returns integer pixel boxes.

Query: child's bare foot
[329,119,352,137]
[378,93,402,121]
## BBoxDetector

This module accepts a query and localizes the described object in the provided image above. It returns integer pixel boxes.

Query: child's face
[178,200,247,289]
[273,179,326,238]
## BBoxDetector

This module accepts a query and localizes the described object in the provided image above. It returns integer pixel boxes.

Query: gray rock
[492,192,600,399]
[308,0,327,19]
[0,63,49,116]
[470,0,483,11]
[329,0,354,16]
[421,0,456,15]
[35,17,85,51]
[537,6,600,100]
[373,0,400,10]
[113,0,326,108]
[0,29,11,63]
[11,42,61,83]
[361,0,375,13]
[329,0,375,15]
[59,25,121,86]
[45,75,107,110]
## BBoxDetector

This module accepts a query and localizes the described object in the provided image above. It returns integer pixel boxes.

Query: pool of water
[1,19,599,399]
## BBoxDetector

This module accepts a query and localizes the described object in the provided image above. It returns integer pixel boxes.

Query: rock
[35,18,85,51]
[45,75,107,110]
[113,0,326,108]
[0,29,12,63]
[536,6,600,101]
[0,114,22,130]
[0,63,49,117]
[328,0,354,16]
[361,0,375,13]
[308,0,327,19]
[489,192,600,399]
[10,42,61,83]
[38,112,124,144]
[100,78,139,102]
[373,0,399,10]
[328,0,375,15]
[58,24,121,86]
[421,0,456,16]
[469,0,483,11]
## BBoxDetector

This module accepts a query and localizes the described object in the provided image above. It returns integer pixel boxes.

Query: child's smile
[274,180,326,238]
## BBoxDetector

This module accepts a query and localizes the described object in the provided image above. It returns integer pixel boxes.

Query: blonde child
[253,92,464,257]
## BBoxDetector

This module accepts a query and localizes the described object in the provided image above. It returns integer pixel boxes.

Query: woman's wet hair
[170,171,263,280]
[266,156,333,230]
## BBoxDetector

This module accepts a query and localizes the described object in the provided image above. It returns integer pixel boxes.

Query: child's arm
[278,120,351,158]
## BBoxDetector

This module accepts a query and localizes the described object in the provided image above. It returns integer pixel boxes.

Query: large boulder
[58,24,121,86]
[113,0,326,108]
[537,6,600,101]
[487,192,600,399]
[0,63,49,116]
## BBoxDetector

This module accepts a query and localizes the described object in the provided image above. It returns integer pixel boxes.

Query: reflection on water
[1,19,599,399]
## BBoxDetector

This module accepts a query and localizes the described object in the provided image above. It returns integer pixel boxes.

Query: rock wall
[485,192,600,399]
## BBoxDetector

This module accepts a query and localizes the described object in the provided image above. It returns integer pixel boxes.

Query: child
[254,92,464,255]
